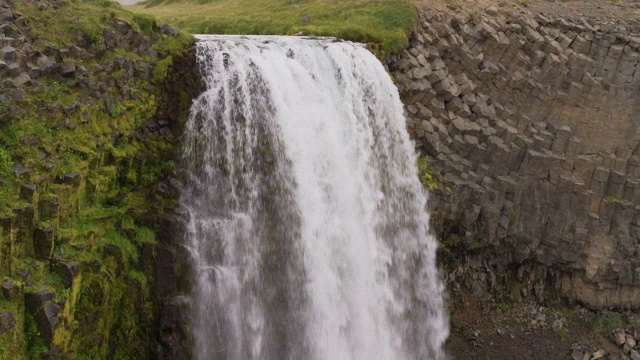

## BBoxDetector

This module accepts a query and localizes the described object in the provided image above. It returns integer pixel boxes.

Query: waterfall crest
[181,35,448,360]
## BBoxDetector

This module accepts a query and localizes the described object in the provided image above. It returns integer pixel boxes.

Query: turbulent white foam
[181,35,448,360]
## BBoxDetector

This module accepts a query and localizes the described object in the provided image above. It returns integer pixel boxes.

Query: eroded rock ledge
[389,8,640,309]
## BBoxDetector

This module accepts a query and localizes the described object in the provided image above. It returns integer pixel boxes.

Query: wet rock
[158,296,192,359]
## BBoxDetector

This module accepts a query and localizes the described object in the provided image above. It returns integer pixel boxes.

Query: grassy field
[131,0,417,53]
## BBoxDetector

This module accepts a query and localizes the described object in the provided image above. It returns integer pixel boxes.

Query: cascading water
[180,35,448,360]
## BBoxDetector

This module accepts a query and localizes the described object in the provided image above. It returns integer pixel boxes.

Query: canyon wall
[389,8,640,309]
[0,0,199,357]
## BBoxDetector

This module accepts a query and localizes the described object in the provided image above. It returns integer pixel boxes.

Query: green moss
[152,55,173,85]
[0,2,191,357]
[513,138,525,149]
[133,0,416,53]
[417,157,437,190]
[605,194,622,203]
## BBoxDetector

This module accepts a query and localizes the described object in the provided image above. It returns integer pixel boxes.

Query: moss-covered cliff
[0,0,199,358]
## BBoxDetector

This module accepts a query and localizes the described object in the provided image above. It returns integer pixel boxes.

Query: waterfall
[180,35,448,360]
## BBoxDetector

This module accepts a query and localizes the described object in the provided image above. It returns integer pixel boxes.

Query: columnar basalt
[0,0,200,357]
[389,9,640,309]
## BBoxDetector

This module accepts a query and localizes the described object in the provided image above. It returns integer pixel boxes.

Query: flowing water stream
[180,35,448,360]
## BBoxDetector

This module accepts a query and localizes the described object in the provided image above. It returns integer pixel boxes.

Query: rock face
[0,0,202,358]
[389,9,640,309]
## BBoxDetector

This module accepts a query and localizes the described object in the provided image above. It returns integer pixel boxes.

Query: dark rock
[158,296,192,359]
[1,279,19,300]
[103,244,124,275]
[11,163,30,177]
[0,312,15,334]
[63,172,81,185]
[25,290,58,345]
[51,259,78,288]
[59,63,76,77]
[17,182,35,201]
[159,24,179,37]
[33,227,54,259]
[0,45,15,62]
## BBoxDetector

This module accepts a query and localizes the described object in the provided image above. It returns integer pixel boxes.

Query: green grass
[132,0,417,52]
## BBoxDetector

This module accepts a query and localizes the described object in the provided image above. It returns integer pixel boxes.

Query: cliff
[389,7,640,309]
[0,0,200,358]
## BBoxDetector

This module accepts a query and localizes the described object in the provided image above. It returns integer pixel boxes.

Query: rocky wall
[388,8,640,309]
[0,0,200,358]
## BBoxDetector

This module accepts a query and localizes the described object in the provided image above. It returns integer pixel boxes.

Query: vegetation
[0,1,194,357]
[417,157,438,190]
[132,0,417,52]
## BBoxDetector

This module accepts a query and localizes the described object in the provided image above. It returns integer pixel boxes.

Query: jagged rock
[0,312,15,334]
[630,349,640,360]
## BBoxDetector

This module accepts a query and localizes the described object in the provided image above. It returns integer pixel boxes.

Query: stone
[613,328,627,345]
[10,163,30,177]
[1,279,18,300]
[25,290,58,345]
[63,172,81,185]
[0,45,15,62]
[591,349,605,359]
[36,55,56,73]
[52,259,78,288]
[59,62,76,77]
[571,349,585,360]
[0,312,15,334]
[630,349,640,360]
[12,72,31,86]
[19,183,35,201]
[552,319,563,332]
[486,6,498,16]
[33,227,54,259]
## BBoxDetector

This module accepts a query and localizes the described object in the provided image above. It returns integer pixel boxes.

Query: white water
[181,35,448,360]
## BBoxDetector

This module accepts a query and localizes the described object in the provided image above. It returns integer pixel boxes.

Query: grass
[131,0,417,52]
